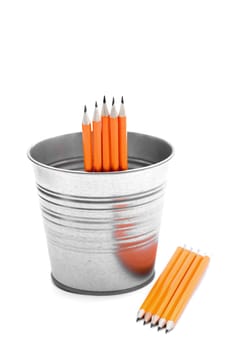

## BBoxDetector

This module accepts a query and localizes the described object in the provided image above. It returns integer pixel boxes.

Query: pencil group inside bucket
[136,246,210,333]
[82,96,128,172]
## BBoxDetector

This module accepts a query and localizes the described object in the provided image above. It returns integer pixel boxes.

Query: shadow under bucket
[28,132,174,295]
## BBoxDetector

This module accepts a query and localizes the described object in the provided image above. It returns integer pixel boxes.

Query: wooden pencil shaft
[152,251,197,317]
[161,254,203,321]
[118,116,128,170]
[147,248,191,314]
[82,123,92,171]
[139,247,184,311]
[110,117,119,171]
[93,120,102,171]
[170,256,210,323]
[102,116,110,171]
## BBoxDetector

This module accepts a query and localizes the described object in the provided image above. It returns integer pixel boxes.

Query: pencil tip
[136,318,140,322]
[150,324,155,328]
[103,95,106,104]
[84,105,87,113]
[95,101,98,108]
[165,329,169,334]
[112,97,115,105]
[121,96,124,104]
[143,321,148,326]
[157,327,161,331]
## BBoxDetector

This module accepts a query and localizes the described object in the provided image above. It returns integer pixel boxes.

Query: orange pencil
[82,105,92,171]
[165,255,210,333]
[101,96,110,171]
[118,96,128,170]
[136,246,184,321]
[110,97,119,171]
[150,250,197,326]
[144,248,191,324]
[157,253,203,330]
[92,101,102,171]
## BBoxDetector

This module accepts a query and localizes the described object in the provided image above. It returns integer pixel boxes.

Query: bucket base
[51,272,155,296]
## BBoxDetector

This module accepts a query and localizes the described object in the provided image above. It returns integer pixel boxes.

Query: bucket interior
[29,132,173,171]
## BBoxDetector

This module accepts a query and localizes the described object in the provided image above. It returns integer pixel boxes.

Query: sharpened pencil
[136,247,184,322]
[145,248,191,324]
[165,255,210,333]
[150,251,197,326]
[157,253,203,330]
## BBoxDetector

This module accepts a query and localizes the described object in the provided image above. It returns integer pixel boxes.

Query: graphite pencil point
[157,327,162,331]
[103,95,106,104]
[165,329,169,334]
[95,101,98,108]
[112,97,115,105]
[84,105,87,113]
[121,96,124,104]
[136,318,141,322]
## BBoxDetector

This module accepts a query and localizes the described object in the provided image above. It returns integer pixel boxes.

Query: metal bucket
[28,132,173,295]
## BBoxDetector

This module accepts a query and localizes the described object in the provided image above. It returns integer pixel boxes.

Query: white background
[1,1,235,349]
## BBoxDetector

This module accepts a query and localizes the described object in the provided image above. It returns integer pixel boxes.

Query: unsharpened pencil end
[121,96,124,104]
[103,95,106,104]
[112,97,115,105]
[84,105,87,113]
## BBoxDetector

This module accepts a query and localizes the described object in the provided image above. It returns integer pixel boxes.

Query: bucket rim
[27,131,174,175]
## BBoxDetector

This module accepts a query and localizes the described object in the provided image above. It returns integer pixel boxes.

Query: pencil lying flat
[144,248,191,324]
[118,96,128,170]
[136,246,184,322]
[165,255,210,333]
[110,97,119,171]
[157,253,203,330]
[92,102,102,171]
[82,105,92,171]
[101,96,110,171]
[151,250,197,326]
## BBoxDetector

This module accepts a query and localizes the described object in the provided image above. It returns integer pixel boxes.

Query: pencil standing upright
[82,105,92,171]
[101,96,110,171]
[118,96,128,170]
[110,97,119,171]
[92,101,102,171]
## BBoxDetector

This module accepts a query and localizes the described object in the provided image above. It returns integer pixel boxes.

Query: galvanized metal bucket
[28,132,173,295]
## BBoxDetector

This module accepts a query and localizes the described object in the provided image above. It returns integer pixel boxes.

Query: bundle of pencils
[82,96,128,172]
[136,246,210,333]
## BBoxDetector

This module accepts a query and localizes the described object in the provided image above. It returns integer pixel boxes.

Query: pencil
[157,253,203,330]
[118,96,128,170]
[144,248,191,324]
[165,255,210,333]
[110,97,119,171]
[151,250,197,327]
[82,105,92,171]
[92,101,102,171]
[101,96,110,171]
[136,246,184,322]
